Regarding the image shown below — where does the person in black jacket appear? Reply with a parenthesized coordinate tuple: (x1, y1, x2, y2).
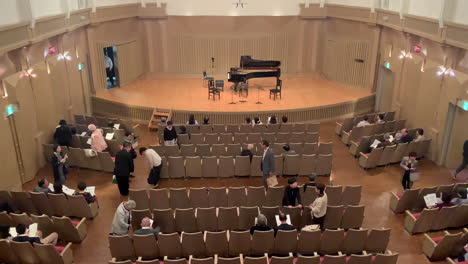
(454, 140, 468, 179)
(396, 128, 413, 144)
(114, 142, 134, 196)
(163, 121, 177, 146)
(282, 178, 302, 208)
(53, 120, 73, 147)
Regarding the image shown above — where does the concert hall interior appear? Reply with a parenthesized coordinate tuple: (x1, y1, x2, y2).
(0, 1, 468, 264)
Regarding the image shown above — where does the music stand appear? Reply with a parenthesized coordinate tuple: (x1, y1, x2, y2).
(229, 84, 237, 104)
(255, 84, 262, 104)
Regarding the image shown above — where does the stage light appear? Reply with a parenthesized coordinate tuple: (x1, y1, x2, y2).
(58, 51, 72, 61)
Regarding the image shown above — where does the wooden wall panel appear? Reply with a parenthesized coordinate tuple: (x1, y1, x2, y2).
(118, 40, 143, 86)
(0, 114, 22, 191)
(47, 57, 70, 121)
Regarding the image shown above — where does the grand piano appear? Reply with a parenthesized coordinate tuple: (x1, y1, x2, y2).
(227, 56, 281, 90)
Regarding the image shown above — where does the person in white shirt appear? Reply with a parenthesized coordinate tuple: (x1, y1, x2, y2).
(414, 128, 425, 142)
(374, 114, 385, 124)
(357, 116, 371, 127)
(139, 147, 162, 187)
(105, 55, 115, 87)
(111, 200, 136, 235)
(309, 183, 328, 230)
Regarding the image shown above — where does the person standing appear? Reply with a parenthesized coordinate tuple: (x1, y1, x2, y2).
(53, 120, 72, 147)
(105, 54, 114, 87)
(51, 145, 68, 184)
(453, 140, 468, 179)
(309, 183, 328, 230)
(400, 152, 418, 190)
(260, 140, 275, 189)
(163, 121, 177, 146)
(111, 200, 136, 235)
(114, 142, 134, 196)
(139, 147, 162, 187)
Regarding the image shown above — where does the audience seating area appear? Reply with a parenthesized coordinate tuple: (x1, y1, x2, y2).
(335, 112, 395, 137)
(423, 228, 468, 261)
(0, 239, 74, 264)
(73, 114, 137, 136)
(108, 228, 395, 264)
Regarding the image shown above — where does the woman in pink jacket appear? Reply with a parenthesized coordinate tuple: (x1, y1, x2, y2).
(88, 124, 108, 152)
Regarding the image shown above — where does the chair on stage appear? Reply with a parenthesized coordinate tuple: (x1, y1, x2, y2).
(203, 71, 214, 87)
(215, 80, 225, 92)
(269, 79, 282, 100)
(208, 81, 221, 101)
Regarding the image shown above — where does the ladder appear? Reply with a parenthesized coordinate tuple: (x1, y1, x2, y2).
(148, 109, 171, 131)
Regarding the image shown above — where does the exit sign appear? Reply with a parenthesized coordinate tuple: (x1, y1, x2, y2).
(384, 61, 391, 69)
(456, 99, 468, 111)
(5, 104, 18, 116)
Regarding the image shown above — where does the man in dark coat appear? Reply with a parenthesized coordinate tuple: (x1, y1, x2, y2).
(114, 142, 134, 196)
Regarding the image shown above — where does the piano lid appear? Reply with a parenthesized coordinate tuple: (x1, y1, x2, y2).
(240, 55, 281, 68)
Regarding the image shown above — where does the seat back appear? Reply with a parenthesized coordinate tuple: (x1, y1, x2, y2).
(229, 230, 251, 256)
(158, 233, 182, 259)
(235, 156, 251, 177)
(274, 230, 298, 255)
(316, 154, 332, 176)
(318, 142, 333, 155)
(265, 186, 284, 206)
(10, 240, 41, 264)
(218, 256, 242, 264)
(260, 206, 280, 228)
(323, 206, 344, 229)
(228, 187, 247, 207)
(219, 156, 235, 177)
(250, 156, 263, 177)
(341, 205, 365, 230)
(180, 144, 196, 157)
(178, 134, 190, 145)
(303, 143, 318, 155)
(31, 214, 55, 237)
(129, 189, 149, 210)
(426, 232, 462, 261)
(0, 239, 19, 263)
(299, 154, 316, 176)
(271, 256, 294, 264)
(366, 228, 390, 253)
(68, 195, 95, 219)
(220, 134, 233, 145)
(181, 232, 206, 258)
(390, 189, 420, 213)
(109, 234, 136, 261)
(297, 229, 321, 255)
(373, 252, 399, 264)
(296, 255, 320, 264)
(240, 124, 253, 133)
(168, 157, 185, 178)
(196, 144, 211, 157)
(343, 228, 368, 255)
(405, 208, 438, 234)
(228, 142, 242, 155)
(208, 187, 228, 207)
(175, 208, 197, 233)
(131, 209, 152, 231)
(377, 145, 396, 166)
(431, 206, 457, 231)
(283, 155, 300, 175)
(53, 216, 86, 243)
(98, 152, 115, 172)
(414, 187, 437, 211)
(239, 206, 259, 230)
(48, 193, 71, 216)
(200, 125, 212, 133)
(202, 156, 218, 178)
(191, 134, 205, 145)
(153, 209, 176, 233)
(196, 207, 217, 232)
(340, 186, 361, 206)
(281, 206, 302, 229)
(290, 132, 305, 143)
(218, 207, 239, 231)
(170, 188, 190, 209)
(319, 229, 344, 255)
(321, 254, 346, 264)
(205, 231, 229, 257)
(191, 257, 215, 264)
(325, 186, 342, 206)
(149, 189, 170, 210)
(205, 134, 219, 145)
(189, 188, 209, 208)
(10, 212, 32, 227)
(11, 191, 37, 215)
(246, 187, 266, 207)
(390, 143, 408, 163)
(29, 192, 54, 216)
(34, 243, 66, 264)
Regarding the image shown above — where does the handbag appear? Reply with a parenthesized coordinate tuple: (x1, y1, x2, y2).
(267, 175, 278, 187)
(84, 149, 97, 158)
(112, 175, 117, 184)
(410, 172, 420, 182)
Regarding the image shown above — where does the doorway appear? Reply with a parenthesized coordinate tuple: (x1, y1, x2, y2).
(103, 46, 119, 89)
(375, 66, 395, 112)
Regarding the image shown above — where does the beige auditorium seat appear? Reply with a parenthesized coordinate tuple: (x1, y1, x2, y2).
(129, 189, 149, 210)
(323, 206, 344, 230)
(335, 118, 353, 136)
(213, 124, 226, 134)
(248, 133, 262, 144)
(262, 133, 276, 144)
(132, 234, 159, 259)
(181, 144, 196, 157)
(281, 206, 302, 229)
(189, 188, 209, 208)
(251, 229, 275, 255)
(321, 253, 346, 264)
(196, 144, 211, 157)
(175, 208, 197, 233)
(389, 189, 420, 214)
(10, 212, 33, 227)
(190, 256, 215, 264)
(413, 186, 437, 211)
(200, 125, 212, 134)
(274, 230, 298, 256)
(235, 156, 251, 177)
(435, 184, 455, 194)
(341, 205, 364, 230)
(205, 231, 229, 257)
(292, 123, 306, 133)
(191, 134, 205, 145)
(68, 195, 98, 219)
(316, 154, 332, 176)
(422, 231, 462, 261)
(187, 125, 200, 134)
(165, 145, 180, 157)
(168, 157, 186, 178)
(265, 186, 284, 207)
(347, 254, 372, 264)
(289, 143, 303, 155)
(10, 241, 41, 264)
(373, 250, 399, 264)
(319, 229, 344, 255)
(244, 254, 268, 264)
(208, 187, 228, 208)
(276, 133, 290, 144)
(299, 154, 316, 176)
(305, 132, 319, 143)
(246, 187, 266, 207)
(341, 126, 364, 145)
(153, 209, 176, 234)
(169, 188, 190, 209)
(30, 192, 55, 216)
(211, 144, 226, 157)
(234, 133, 248, 145)
(318, 142, 333, 155)
(450, 204, 468, 228)
(325, 185, 343, 206)
(131, 209, 152, 231)
(219, 156, 235, 177)
(228, 230, 252, 256)
(181, 232, 206, 258)
(283, 154, 300, 176)
(220, 133, 233, 145)
(68, 147, 86, 168)
(267, 124, 280, 133)
(228, 187, 247, 207)
(31, 214, 56, 237)
(303, 143, 318, 155)
(53, 216, 87, 243)
(161, 157, 169, 179)
(340, 185, 361, 206)
(98, 152, 115, 172)
(290, 132, 305, 144)
(431, 205, 457, 231)
(358, 147, 383, 169)
(218, 207, 239, 231)
(271, 255, 294, 264)
(178, 134, 190, 145)
(202, 156, 218, 178)
(10, 191, 37, 215)
(377, 144, 396, 166)
(226, 144, 241, 157)
(150, 145, 165, 157)
(390, 143, 408, 164)
(158, 233, 182, 259)
(240, 124, 253, 133)
(0, 212, 12, 227)
(35, 242, 73, 264)
(296, 254, 320, 264)
(227, 124, 239, 134)
(274, 155, 284, 177)
(297, 229, 321, 256)
(0, 239, 19, 263)
(106, 140, 122, 157)
(218, 255, 243, 264)
(365, 228, 391, 253)
(279, 123, 293, 133)
(302, 187, 318, 207)
(196, 207, 217, 232)
(149, 189, 170, 210)
(417, 139, 431, 159)
(349, 136, 372, 157)
(403, 208, 438, 234)
(238, 206, 260, 230)
(343, 228, 368, 255)
(204, 133, 218, 145)
(250, 156, 263, 177)
(261, 206, 280, 228)
(48, 193, 71, 216)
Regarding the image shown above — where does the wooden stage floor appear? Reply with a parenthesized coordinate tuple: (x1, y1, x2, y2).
(95, 74, 371, 112)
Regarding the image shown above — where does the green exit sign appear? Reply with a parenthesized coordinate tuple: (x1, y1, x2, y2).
(384, 61, 391, 69)
(456, 99, 468, 111)
(5, 104, 18, 116)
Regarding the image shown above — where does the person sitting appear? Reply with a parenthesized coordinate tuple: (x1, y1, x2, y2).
(415, 128, 425, 142)
(187, 114, 199, 125)
(309, 183, 328, 230)
(53, 182, 64, 195)
(249, 214, 271, 235)
(303, 174, 317, 192)
(53, 120, 73, 147)
(451, 187, 468, 206)
(163, 121, 177, 146)
(203, 116, 210, 125)
(434, 192, 455, 209)
(33, 178, 50, 193)
(73, 182, 96, 204)
(281, 144, 297, 157)
(179, 126, 188, 135)
(88, 124, 108, 153)
(268, 115, 277, 125)
(281, 116, 288, 123)
(111, 200, 136, 235)
(134, 217, 161, 239)
(377, 133, 395, 149)
(253, 117, 263, 126)
(245, 117, 252, 125)
(282, 178, 302, 208)
(241, 144, 254, 162)
(12, 224, 58, 245)
(357, 116, 370, 127)
(274, 213, 295, 235)
(0, 225, 11, 240)
(396, 128, 413, 144)
(374, 114, 385, 124)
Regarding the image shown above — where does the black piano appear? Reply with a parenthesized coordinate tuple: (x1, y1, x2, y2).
(228, 56, 281, 85)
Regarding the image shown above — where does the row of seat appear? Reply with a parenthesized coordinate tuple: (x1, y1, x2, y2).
(0, 212, 87, 243)
(403, 204, 468, 234)
(109, 228, 391, 261)
(160, 132, 321, 146)
(150, 142, 333, 158)
(340, 120, 407, 145)
(73, 114, 136, 135)
(159, 122, 320, 135)
(349, 132, 421, 158)
(389, 183, 468, 213)
(43, 145, 116, 172)
(423, 228, 467, 261)
(133, 205, 364, 234)
(128, 185, 361, 211)
(0, 239, 73, 264)
(358, 140, 431, 169)
(109, 252, 399, 264)
(335, 112, 396, 136)
(0, 190, 98, 219)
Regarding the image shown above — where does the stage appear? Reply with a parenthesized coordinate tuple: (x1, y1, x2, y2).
(92, 74, 375, 123)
